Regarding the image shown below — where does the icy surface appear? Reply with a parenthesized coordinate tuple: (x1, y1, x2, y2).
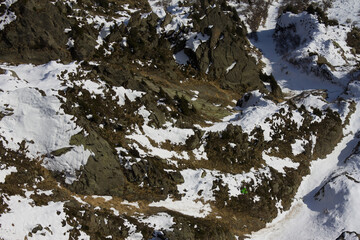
(173, 50, 189, 65)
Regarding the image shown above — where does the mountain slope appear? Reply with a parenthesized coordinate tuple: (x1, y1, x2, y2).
(0, 0, 359, 239)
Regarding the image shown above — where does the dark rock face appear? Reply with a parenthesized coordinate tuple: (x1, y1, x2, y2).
(311, 109, 343, 159)
(0, 0, 72, 64)
(179, 2, 264, 93)
(68, 130, 128, 196)
(347, 27, 360, 54)
(205, 124, 264, 172)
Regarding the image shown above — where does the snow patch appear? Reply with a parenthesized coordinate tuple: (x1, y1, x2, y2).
(262, 152, 299, 174)
(138, 212, 175, 231)
(0, 164, 17, 183)
(291, 139, 305, 156)
(0, 195, 72, 239)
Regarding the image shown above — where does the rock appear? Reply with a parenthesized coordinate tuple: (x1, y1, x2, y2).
(168, 171, 184, 184)
(0, 0, 72, 64)
(68, 130, 128, 197)
(185, 4, 264, 93)
(31, 224, 43, 234)
(336, 231, 360, 240)
(161, 13, 173, 27)
(185, 130, 201, 150)
(312, 109, 343, 159)
(70, 25, 97, 60)
(236, 92, 252, 107)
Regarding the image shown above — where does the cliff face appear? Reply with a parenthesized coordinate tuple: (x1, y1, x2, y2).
(0, 0, 359, 239)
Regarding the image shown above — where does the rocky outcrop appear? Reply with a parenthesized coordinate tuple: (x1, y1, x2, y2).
(177, 2, 264, 93)
(0, 0, 72, 64)
(311, 109, 343, 159)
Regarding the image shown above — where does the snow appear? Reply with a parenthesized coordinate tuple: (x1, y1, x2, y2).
(112, 86, 145, 106)
(148, 0, 192, 36)
(274, 10, 358, 86)
(142, 122, 194, 145)
(262, 153, 300, 174)
(74, 78, 145, 106)
(92, 195, 113, 201)
(66, 38, 75, 48)
(138, 212, 175, 231)
(0, 195, 72, 239)
(192, 145, 208, 160)
(147, 0, 166, 18)
(121, 4, 139, 14)
(149, 196, 212, 218)
(110, 207, 119, 216)
(126, 106, 193, 161)
(85, 13, 130, 50)
(45, 145, 92, 184)
(185, 32, 210, 52)
(226, 61, 237, 74)
(121, 200, 139, 208)
(150, 167, 272, 218)
(173, 50, 189, 65)
(228, 90, 280, 141)
(0, 61, 92, 184)
(123, 218, 143, 240)
(293, 91, 328, 110)
(248, 0, 360, 237)
(0, 0, 18, 31)
(73, 195, 89, 206)
(324, 0, 360, 28)
(74, 78, 107, 98)
(0, 164, 17, 183)
(250, 106, 360, 239)
(251, 5, 346, 101)
(291, 139, 305, 156)
(178, 169, 217, 202)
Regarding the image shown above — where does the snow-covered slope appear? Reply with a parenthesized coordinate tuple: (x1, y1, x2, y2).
(249, 0, 360, 239)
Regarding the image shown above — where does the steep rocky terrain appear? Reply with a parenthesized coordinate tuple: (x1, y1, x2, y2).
(0, 0, 359, 239)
